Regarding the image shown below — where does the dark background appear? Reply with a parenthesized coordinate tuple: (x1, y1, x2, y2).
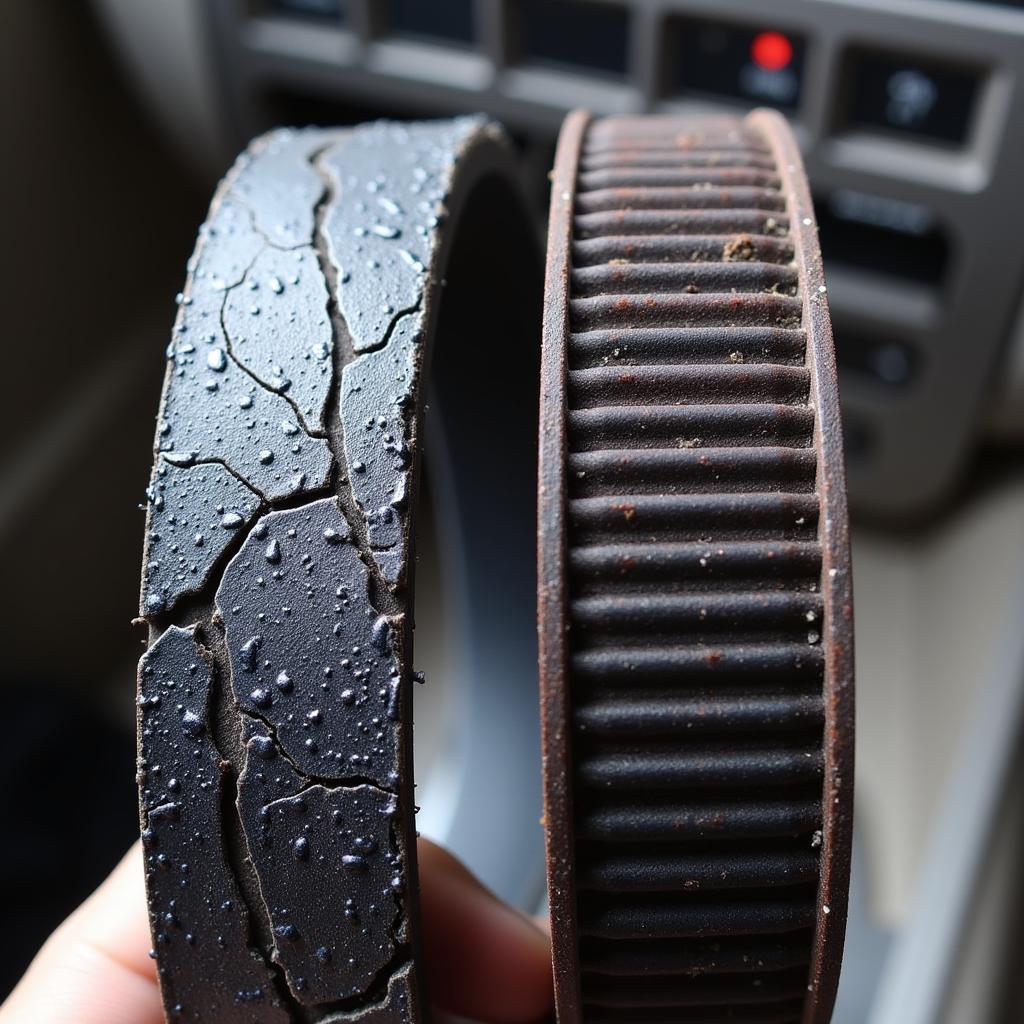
(0, 3, 206, 994)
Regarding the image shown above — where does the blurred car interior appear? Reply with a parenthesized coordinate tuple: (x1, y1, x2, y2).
(2, 2, 1023, 1020)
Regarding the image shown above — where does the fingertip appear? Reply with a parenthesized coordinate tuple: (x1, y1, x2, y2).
(0, 843, 163, 1024)
(417, 840, 554, 1024)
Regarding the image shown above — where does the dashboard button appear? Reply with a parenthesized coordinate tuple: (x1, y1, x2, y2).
(844, 50, 979, 144)
(390, 0, 474, 45)
(517, 1, 630, 76)
(835, 328, 919, 388)
(815, 189, 949, 287)
(266, 0, 345, 20)
(668, 18, 805, 110)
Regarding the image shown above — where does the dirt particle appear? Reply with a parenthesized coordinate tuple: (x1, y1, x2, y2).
(723, 235, 757, 262)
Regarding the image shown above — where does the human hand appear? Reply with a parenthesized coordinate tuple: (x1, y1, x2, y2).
(0, 840, 553, 1024)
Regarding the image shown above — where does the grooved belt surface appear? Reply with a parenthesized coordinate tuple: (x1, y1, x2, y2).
(539, 112, 854, 1024)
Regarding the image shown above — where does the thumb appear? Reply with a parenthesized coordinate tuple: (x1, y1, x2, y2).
(0, 839, 555, 1024)
(417, 840, 553, 1023)
(0, 843, 162, 1024)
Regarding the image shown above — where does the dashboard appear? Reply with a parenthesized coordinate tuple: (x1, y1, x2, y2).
(98, 0, 1024, 519)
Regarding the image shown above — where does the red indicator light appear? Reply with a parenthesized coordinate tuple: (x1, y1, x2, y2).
(751, 31, 793, 72)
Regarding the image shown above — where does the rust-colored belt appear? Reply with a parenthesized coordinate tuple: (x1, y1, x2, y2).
(538, 110, 855, 1024)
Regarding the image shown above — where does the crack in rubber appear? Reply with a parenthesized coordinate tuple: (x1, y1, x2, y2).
(142, 127, 425, 1023)
(308, 143, 402, 617)
(216, 242, 331, 443)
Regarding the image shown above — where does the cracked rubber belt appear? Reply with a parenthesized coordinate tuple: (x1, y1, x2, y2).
(136, 118, 541, 1023)
(538, 111, 855, 1024)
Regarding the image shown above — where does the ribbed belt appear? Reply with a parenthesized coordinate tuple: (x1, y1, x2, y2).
(538, 111, 855, 1024)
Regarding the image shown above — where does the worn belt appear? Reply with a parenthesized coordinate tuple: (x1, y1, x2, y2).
(136, 117, 540, 1023)
(538, 110, 855, 1024)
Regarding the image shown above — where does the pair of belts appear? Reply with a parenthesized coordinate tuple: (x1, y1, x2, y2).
(136, 111, 853, 1024)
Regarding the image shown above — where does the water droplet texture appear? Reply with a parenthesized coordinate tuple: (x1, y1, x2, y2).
(138, 626, 289, 1022)
(135, 118, 513, 1023)
(153, 131, 334, 506)
(217, 498, 401, 784)
(141, 460, 262, 615)
(320, 117, 485, 587)
(237, 724, 401, 1003)
(223, 246, 333, 430)
(232, 128, 330, 248)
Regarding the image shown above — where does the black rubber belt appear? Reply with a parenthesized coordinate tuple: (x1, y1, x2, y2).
(538, 111, 855, 1024)
(136, 118, 540, 1023)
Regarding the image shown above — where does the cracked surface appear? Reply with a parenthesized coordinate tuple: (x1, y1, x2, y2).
(145, 130, 341, 616)
(158, 290, 333, 503)
(222, 246, 334, 432)
(320, 117, 487, 586)
(320, 965, 417, 1024)
(319, 120, 482, 356)
(237, 717, 402, 1005)
(138, 119, 514, 1023)
(337, 324, 418, 585)
(138, 626, 290, 1023)
(216, 498, 402, 784)
(142, 460, 263, 615)
(232, 129, 335, 249)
